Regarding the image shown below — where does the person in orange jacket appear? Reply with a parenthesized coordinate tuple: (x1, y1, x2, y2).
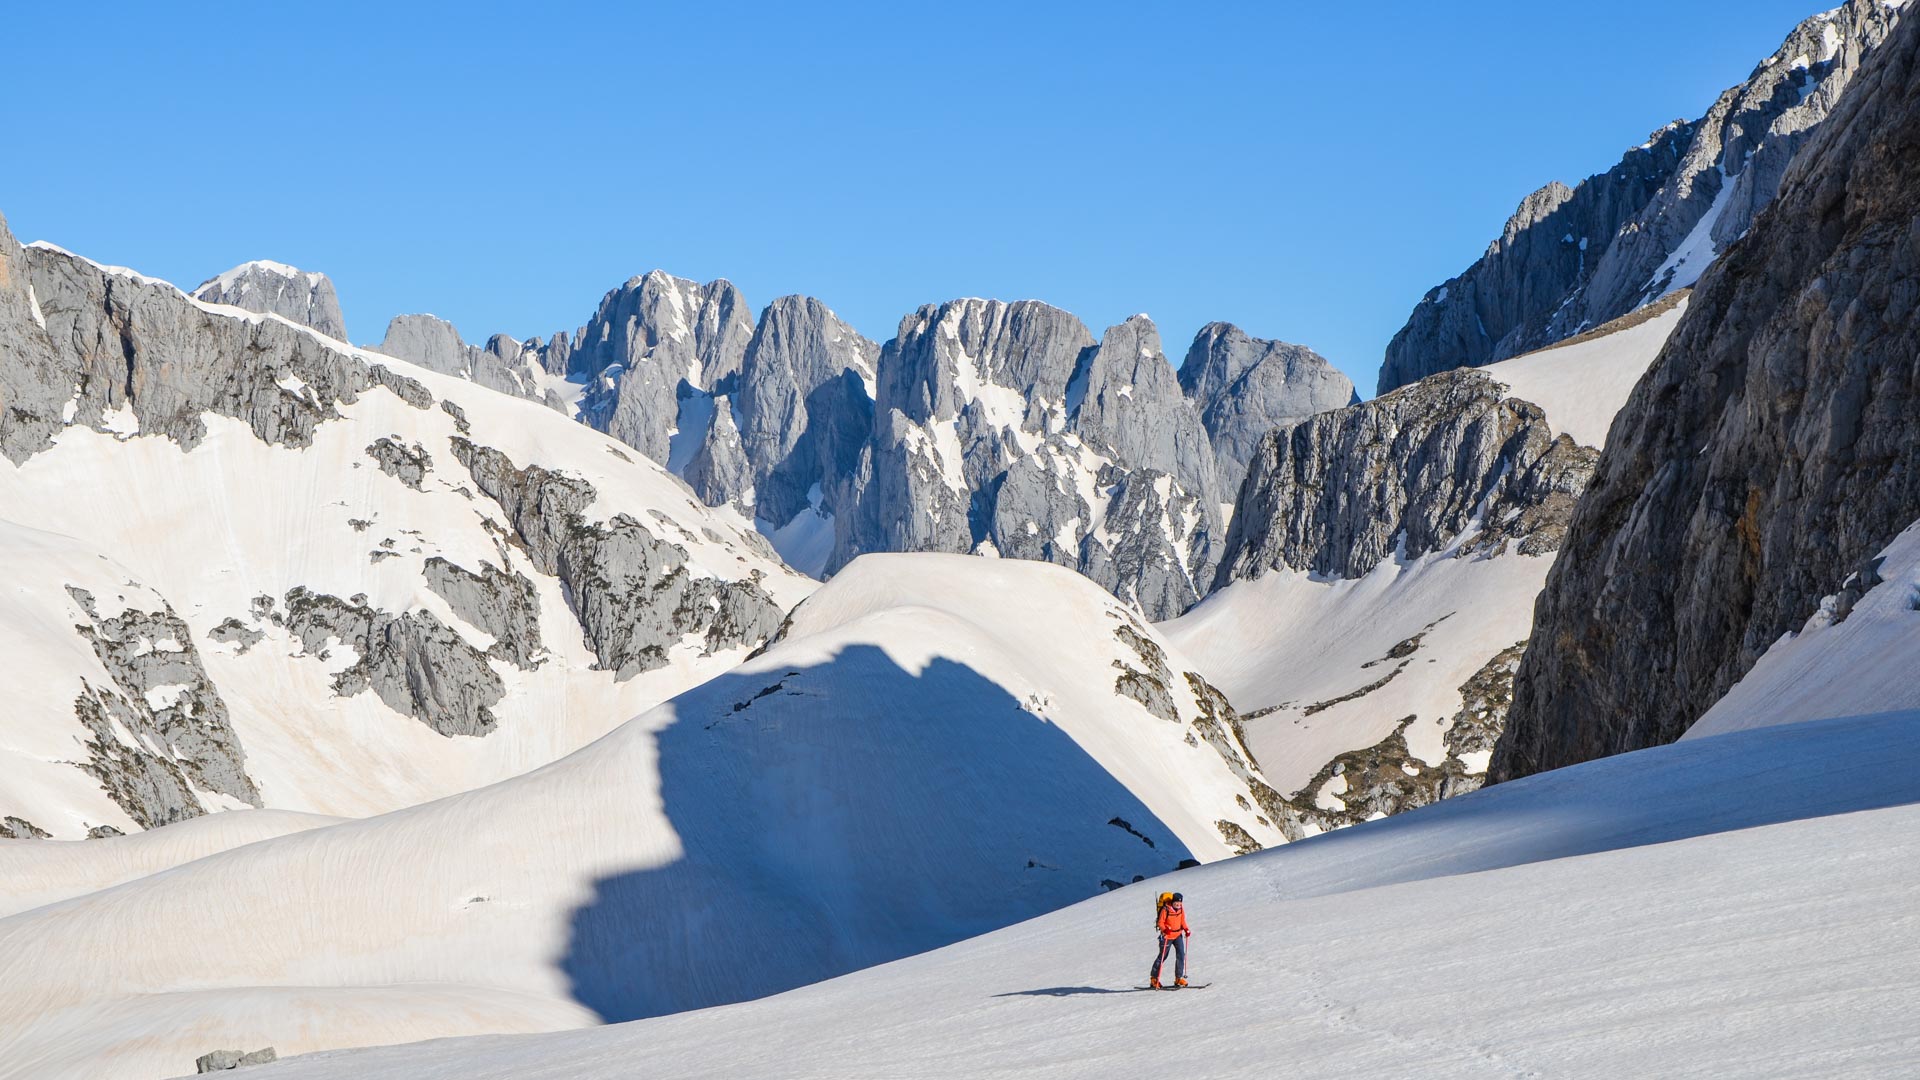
(1150, 891, 1191, 988)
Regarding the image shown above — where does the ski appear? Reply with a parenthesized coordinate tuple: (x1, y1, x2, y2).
(1133, 983, 1212, 991)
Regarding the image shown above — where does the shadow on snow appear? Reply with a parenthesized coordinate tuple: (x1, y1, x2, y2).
(561, 643, 1195, 1023)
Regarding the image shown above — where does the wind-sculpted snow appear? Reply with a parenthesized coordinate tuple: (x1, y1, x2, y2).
(0, 555, 1281, 1079)
(1498, 10, 1920, 780)
(1380, 0, 1904, 393)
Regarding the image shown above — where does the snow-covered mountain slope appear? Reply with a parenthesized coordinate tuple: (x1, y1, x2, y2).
(1165, 297, 1686, 837)
(1478, 290, 1687, 448)
(0, 807, 340, 919)
(0, 554, 1284, 1080)
(1688, 518, 1920, 740)
(247, 706, 1920, 1080)
(0, 218, 810, 837)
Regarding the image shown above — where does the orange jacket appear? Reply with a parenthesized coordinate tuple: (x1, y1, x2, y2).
(1157, 902, 1189, 937)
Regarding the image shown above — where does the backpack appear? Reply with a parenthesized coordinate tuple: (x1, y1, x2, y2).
(1155, 892, 1174, 922)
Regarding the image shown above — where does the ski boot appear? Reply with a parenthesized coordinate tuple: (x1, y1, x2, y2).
(1175, 978, 1188, 988)
(1149, 977, 1161, 989)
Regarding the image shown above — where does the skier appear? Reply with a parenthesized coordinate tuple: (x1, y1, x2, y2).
(1149, 891, 1191, 988)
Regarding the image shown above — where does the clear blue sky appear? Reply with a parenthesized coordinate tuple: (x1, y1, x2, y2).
(4, 1, 1826, 394)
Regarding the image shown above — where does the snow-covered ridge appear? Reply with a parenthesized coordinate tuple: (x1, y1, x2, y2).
(0, 555, 1282, 1079)
(0, 229, 811, 838)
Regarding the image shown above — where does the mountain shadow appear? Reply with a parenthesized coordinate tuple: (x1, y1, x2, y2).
(561, 643, 1196, 1023)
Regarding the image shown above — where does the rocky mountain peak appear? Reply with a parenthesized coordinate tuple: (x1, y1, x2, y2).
(1178, 322, 1356, 493)
(192, 260, 348, 342)
(1378, 0, 1902, 395)
(1494, 1, 1920, 781)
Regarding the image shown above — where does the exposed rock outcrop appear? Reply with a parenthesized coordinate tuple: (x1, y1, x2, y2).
(1495, 8, 1920, 780)
(2, 234, 423, 461)
(572, 271, 754, 463)
(66, 586, 260, 826)
(279, 587, 505, 738)
(1219, 370, 1591, 583)
(451, 438, 785, 678)
(192, 261, 347, 341)
(831, 302, 1225, 618)
(423, 556, 545, 670)
(685, 294, 878, 528)
(364, 436, 432, 489)
(1179, 323, 1357, 491)
(372, 314, 567, 411)
(0, 816, 51, 839)
(195, 1047, 277, 1072)
(1379, 0, 1904, 394)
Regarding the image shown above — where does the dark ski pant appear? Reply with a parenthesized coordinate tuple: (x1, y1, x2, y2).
(1151, 933, 1187, 982)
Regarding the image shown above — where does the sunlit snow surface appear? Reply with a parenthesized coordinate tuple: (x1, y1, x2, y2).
(0, 555, 1279, 1080)
(0, 257, 813, 835)
(1689, 517, 1920, 739)
(1164, 301, 1686, 792)
(251, 708, 1920, 1080)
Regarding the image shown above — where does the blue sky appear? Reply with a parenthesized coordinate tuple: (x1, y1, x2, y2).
(6, 1, 1825, 394)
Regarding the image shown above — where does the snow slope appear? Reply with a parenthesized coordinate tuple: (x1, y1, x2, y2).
(1688, 517, 1920, 740)
(0, 251, 812, 835)
(1164, 547, 1547, 792)
(1478, 293, 1688, 448)
(0, 808, 340, 919)
(0, 555, 1284, 1080)
(249, 707, 1920, 1080)
(1162, 295, 1686, 824)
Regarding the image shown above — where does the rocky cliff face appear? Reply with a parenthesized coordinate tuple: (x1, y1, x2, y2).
(827, 301, 1227, 618)
(1494, 6, 1920, 781)
(191, 261, 348, 342)
(685, 294, 878, 528)
(0, 217, 806, 835)
(1178, 322, 1356, 492)
(571, 270, 755, 463)
(372, 314, 569, 413)
(1219, 369, 1594, 583)
(1379, 0, 1904, 394)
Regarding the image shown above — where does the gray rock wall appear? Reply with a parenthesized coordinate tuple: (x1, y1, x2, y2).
(451, 438, 785, 678)
(1495, 8, 1920, 780)
(1379, 0, 1903, 394)
(1179, 322, 1357, 492)
(191, 262, 348, 342)
(66, 586, 261, 827)
(1219, 370, 1590, 584)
